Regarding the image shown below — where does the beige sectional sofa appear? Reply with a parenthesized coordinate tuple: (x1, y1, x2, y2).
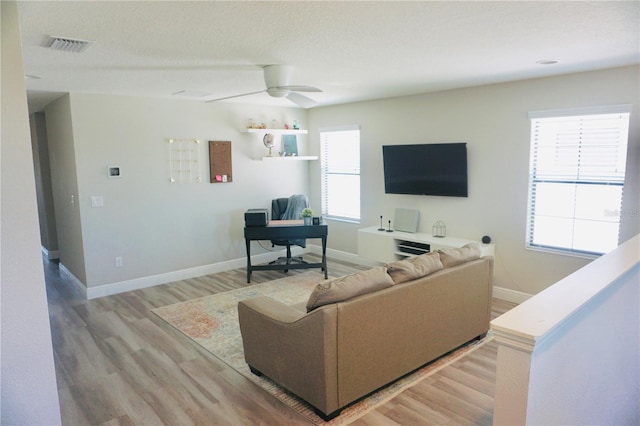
(238, 244, 493, 419)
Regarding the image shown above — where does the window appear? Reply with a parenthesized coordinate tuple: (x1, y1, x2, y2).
(320, 126, 360, 222)
(526, 105, 631, 257)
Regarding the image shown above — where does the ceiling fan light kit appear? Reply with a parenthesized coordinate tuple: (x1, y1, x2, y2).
(263, 64, 292, 88)
(206, 64, 321, 108)
(266, 88, 289, 98)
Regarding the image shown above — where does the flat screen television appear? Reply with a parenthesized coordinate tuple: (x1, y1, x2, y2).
(382, 143, 468, 197)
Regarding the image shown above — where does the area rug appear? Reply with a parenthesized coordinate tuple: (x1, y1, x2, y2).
(152, 271, 491, 425)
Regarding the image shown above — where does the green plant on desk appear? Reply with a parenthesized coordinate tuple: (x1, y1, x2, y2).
(301, 207, 314, 225)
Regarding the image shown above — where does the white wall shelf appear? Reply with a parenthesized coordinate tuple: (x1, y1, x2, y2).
(244, 128, 313, 159)
(259, 156, 318, 161)
(243, 128, 308, 135)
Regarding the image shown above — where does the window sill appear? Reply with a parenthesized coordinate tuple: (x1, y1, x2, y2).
(526, 244, 601, 260)
(323, 216, 360, 225)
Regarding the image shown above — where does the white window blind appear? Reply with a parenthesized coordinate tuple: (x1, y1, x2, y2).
(526, 106, 631, 256)
(320, 126, 361, 222)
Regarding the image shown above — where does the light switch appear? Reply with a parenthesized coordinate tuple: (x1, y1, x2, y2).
(108, 166, 121, 178)
(91, 195, 104, 208)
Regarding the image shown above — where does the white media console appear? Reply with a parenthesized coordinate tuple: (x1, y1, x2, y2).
(357, 226, 495, 264)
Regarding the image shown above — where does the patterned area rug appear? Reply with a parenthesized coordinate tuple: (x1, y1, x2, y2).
(152, 271, 491, 425)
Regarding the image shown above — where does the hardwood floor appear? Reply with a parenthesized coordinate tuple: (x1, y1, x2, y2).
(44, 254, 516, 425)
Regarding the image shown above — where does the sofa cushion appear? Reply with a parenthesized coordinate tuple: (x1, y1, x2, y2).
(385, 260, 415, 284)
(411, 252, 445, 277)
(306, 266, 394, 312)
(386, 252, 444, 284)
(437, 243, 481, 268)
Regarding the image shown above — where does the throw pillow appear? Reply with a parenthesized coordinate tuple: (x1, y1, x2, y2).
(306, 266, 394, 312)
(437, 243, 481, 268)
(410, 252, 445, 277)
(386, 252, 443, 284)
(385, 259, 416, 284)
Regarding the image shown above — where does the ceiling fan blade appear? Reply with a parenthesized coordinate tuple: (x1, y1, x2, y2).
(286, 92, 318, 108)
(205, 90, 265, 103)
(275, 85, 322, 93)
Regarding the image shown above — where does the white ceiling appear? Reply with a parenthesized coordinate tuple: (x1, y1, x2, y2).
(18, 1, 640, 113)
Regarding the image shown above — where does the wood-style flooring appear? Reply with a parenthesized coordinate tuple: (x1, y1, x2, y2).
(44, 254, 516, 425)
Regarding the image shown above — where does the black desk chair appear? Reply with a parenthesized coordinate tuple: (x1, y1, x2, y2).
(270, 194, 309, 268)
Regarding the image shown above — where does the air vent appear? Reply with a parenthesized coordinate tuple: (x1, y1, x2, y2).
(46, 36, 93, 53)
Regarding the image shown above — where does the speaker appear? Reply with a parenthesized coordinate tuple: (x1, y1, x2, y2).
(482, 235, 491, 244)
(244, 209, 268, 227)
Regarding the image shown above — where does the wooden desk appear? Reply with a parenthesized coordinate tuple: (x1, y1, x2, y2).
(244, 220, 328, 283)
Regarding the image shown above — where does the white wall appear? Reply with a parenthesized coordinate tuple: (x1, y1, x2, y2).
(30, 112, 59, 257)
(46, 95, 85, 281)
(43, 66, 639, 298)
(0, 1, 61, 423)
(527, 265, 639, 425)
(308, 66, 640, 296)
(45, 93, 311, 289)
(492, 235, 639, 425)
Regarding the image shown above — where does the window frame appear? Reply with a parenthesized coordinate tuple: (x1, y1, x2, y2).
(526, 104, 631, 258)
(319, 125, 361, 223)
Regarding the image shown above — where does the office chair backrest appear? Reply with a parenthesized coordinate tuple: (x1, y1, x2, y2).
(272, 198, 289, 221)
(271, 194, 309, 249)
(281, 194, 310, 220)
(272, 194, 310, 221)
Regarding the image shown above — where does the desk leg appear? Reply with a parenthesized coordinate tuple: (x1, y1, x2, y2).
(321, 236, 328, 279)
(245, 238, 252, 283)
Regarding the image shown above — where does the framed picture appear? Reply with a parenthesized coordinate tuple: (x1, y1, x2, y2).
(281, 134, 298, 156)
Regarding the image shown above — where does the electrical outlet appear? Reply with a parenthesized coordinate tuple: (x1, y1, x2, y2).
(115, 256, 123, 268)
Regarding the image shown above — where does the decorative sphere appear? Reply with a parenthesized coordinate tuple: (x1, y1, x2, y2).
(263, 133, 275, 149)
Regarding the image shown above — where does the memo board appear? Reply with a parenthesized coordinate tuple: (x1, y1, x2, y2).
(209, 141, 232, 183)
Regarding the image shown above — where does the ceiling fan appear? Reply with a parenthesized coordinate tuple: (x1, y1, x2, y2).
(206, 65, 321, 108)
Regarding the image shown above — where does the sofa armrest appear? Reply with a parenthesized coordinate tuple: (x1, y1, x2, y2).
(238, 297, 339, 415)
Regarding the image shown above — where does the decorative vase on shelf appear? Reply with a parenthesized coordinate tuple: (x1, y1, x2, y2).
(432, 220, 446, 238)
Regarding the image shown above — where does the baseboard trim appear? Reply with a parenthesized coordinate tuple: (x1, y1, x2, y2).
(59, 263, 87, 298)
(79, 245, 331, 299)
(493, 286, 532, 304)
(41, 246, 60, 260)
(70, 243, 532, 303)
(85, 251, 284, 299)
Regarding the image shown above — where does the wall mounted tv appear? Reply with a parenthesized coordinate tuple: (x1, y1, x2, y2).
(382, 143, 468, 197)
